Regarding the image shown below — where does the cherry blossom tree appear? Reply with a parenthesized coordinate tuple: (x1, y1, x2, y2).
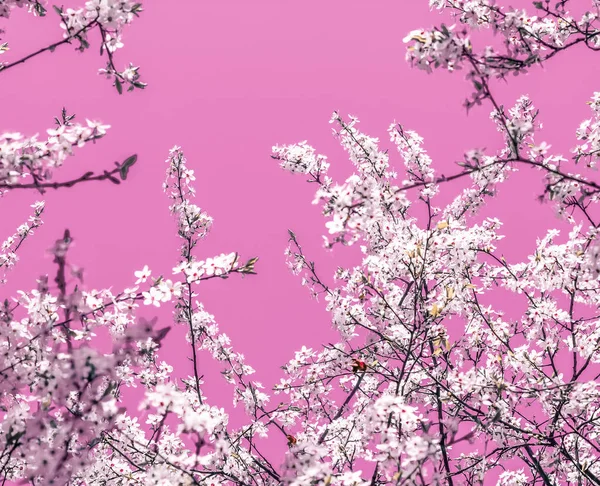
(3, 0, 600, 485)
(270, 1, 600, 485)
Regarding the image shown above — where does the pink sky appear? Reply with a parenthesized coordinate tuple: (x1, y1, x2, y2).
(1, 0, 600, 468)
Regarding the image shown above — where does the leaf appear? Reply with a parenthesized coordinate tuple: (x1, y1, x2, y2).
(105, 170, 121, 184)
(119, 154, 137, 180)
(241, 256, 259, 274)
(154, 327, 171, 347)
(123, 154, 138, 167)
(35, 3, 47, 16)
(88, 437, 102, 448)
(52, 5, 63, 16)
(115, 78, 123, 95)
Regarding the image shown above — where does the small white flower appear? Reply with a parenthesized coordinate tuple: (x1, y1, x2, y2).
(134, 265, 151, 284)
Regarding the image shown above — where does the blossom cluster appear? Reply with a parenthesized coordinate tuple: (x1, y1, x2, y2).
(0, 148, 267, 485)
(0, 1, 145, 93)
(574, 91, 600, 169)
(273, 94, 600, 483)
(405, 1, 600, 108)
(0, 0, 45, 19)
(59, 0, 145, 93)
(0, 112, 109, 189)
(0, 200, 44, 283)
(403, 24, 471, 73)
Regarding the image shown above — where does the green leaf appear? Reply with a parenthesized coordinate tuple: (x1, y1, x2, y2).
(115, 78, 123, 95)
(52, 5, 63, 16)
(119, 154, 137, 180)
(123, 154, 138, 167)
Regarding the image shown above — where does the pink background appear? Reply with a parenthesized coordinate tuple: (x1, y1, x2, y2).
(1, 0, 600, 469)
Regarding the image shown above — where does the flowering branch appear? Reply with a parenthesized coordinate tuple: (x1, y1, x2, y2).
(0, 1, 146, 93)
